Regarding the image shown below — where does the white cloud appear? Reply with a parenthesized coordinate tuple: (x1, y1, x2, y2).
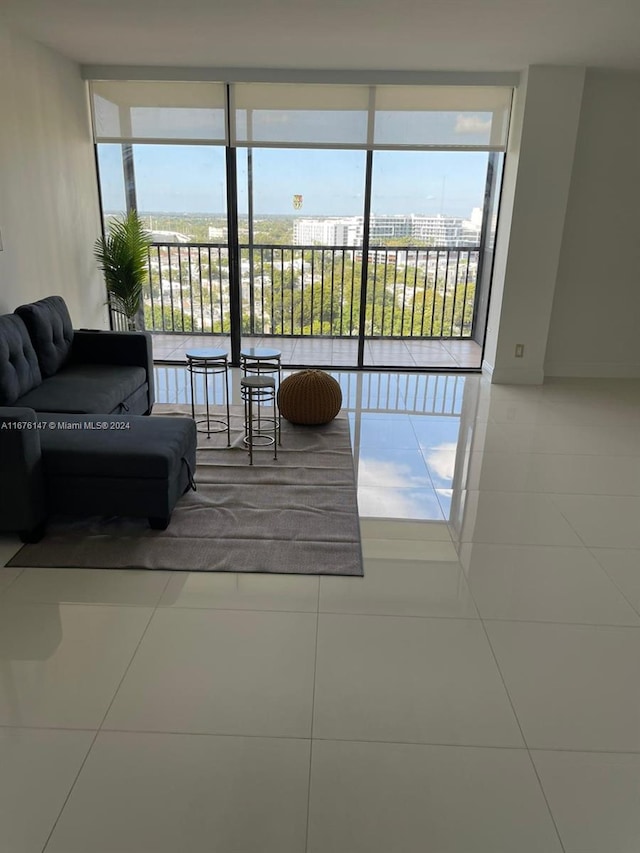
(426, 443, 458, 482)
(357, 486, 444, 521)
(358, 457, 425, 488)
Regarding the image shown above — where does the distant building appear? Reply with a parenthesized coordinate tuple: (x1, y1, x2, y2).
(408, 215, 464, 245)
(293, 212, 483, 247)
(293, 218, 359, 246)
(460, 207, 483, 246)
(208, 226, 226, 240)
(367, 215, 412, 240)
(150, 230, 191, 244)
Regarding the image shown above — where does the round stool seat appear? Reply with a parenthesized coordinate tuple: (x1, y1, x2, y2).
(240, 347, 281, 360)
(241, 375, 276, 390)
(186, 348, 228, 361)
(277, 370, 342, 425)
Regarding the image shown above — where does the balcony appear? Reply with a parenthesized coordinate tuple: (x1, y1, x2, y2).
(118, 242, 484, 369)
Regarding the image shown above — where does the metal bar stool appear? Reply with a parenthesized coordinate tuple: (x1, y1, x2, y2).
(240, 375, 278, 465)
(240, 347, 282, 445)
(186, 348, 231, 445)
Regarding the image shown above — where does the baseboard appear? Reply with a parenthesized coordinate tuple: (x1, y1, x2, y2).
(484, 363, 545, 385)
(544, 361, 640, 379)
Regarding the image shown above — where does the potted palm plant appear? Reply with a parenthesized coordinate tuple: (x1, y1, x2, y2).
(94, 211, 152, 331)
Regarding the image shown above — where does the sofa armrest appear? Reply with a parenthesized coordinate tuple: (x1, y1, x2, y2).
(0, 407, 46, 536)
(70, 330, 155, 411)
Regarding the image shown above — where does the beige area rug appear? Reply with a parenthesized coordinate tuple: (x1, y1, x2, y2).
(9, 405, 363, 576)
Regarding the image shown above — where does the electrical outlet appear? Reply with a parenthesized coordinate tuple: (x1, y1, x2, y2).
(515, 344, 524, 358)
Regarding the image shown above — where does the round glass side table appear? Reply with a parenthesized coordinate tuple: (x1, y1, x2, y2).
(239, 347, 282, 385)
(185, 348, 231, 444)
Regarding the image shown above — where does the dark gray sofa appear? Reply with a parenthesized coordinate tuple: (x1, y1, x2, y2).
(0, 407, 197, 543)
(0, 295, 168, 541)
(0, 295, 154, 416)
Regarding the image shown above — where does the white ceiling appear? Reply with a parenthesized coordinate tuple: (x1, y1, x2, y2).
(1, 0, 639, 73)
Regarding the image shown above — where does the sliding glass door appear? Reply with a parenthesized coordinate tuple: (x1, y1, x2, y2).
(236, 147, 366, 366)
(362, 150, 490, 369)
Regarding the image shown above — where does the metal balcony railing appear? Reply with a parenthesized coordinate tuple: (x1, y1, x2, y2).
(141, 242, 480, 340)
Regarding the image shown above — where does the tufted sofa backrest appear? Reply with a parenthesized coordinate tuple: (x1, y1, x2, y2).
(15, 295, 74, 378)
(0, 314, 42, 405)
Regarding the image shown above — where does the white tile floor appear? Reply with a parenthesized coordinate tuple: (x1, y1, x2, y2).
(1, 372, 640, 852)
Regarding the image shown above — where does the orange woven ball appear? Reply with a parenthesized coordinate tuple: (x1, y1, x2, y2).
(277, 370, 342, 425)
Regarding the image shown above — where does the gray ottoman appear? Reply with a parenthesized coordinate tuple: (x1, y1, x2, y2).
(38, 414, 197, 534)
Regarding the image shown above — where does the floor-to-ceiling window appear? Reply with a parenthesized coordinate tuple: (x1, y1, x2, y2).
(92, 81, 229, 344)
(232, 83, 371, 367)
(91, 79, 511, 370)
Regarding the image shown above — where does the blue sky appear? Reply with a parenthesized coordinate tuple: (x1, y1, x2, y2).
(98, 144, 488, 219)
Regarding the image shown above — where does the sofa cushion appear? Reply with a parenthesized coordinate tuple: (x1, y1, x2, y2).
(0, 314, 42, 405)
(40, 415, 196, 479)
(15, 364, 147, 414)
(15, 296, 74, 378)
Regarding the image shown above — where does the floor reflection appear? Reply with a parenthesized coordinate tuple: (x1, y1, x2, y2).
(154, 366, 479, 527)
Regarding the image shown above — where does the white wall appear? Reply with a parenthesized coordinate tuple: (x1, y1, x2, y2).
(482, 69, 528, 378)
(483, 66, 586, 384)
(545, 70, 640, 377)
(0, 23, 105, 326)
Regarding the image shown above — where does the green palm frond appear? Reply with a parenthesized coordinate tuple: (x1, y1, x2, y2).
(94, 211, 152, 324)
